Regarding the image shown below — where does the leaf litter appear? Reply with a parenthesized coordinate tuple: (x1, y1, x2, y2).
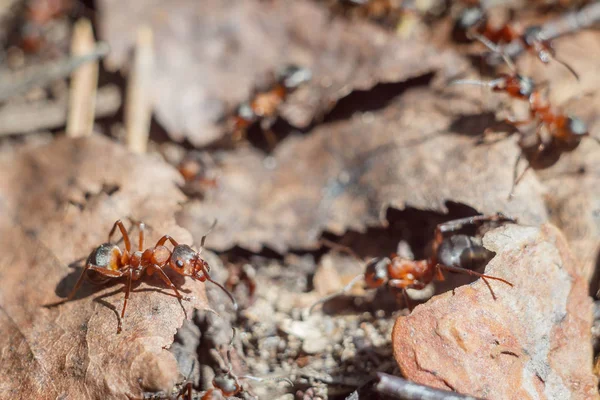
(98, 0, 455, 146)
(0, 135, 211, 399)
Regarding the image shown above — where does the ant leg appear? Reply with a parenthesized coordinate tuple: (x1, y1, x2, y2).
(120, 269, 133, 327)
(152, 265, 192, 301)
(319, 238, 363, 262)
(108, 220, 131, 252)
(67, 260, 93, 300)
(67, 262, 123, 300)
(138, 222, 145, 250)
(435, 213, 516, 238)
(308, 273, 365, 315)
(400, 288, 412, 311)
(155, 235, 179, 248)
(433, 213, 516, 254)
(437, 264, 513, 300)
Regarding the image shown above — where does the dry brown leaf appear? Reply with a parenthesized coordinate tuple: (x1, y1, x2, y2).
(98, 0, 453, 145)
(0, 135, 210, 399)
(178, 85, 549, 253)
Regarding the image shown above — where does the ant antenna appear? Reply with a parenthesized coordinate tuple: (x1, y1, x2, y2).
(552, 55, 580, 81)
(449, 77, 507, 89)
(307, 273, 365, 315)
(470, 32, 517, 72)
(200, 219, 218, 252)
(307, 239, 369, 315)
(319, 238, 363, 262)
(207, 276, 239, 311)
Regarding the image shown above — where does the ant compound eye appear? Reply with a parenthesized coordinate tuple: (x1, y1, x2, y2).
(176, 259, 184, 268)
(518, 76, 534, 98)
(237, 102, 256, 121)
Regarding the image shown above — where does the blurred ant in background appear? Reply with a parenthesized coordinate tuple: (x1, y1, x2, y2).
(19, 0, 74, 53)
(328, 0, 449, 28)
(225, 263, 257, 306)
(452, 38, 599, 196)
(330, 0, 408, 27)
(67, 220, 237, 333)
(309, 213, 515, 314)
(173, 329, 291, 400)
(452, 1, 579, 78)
(231, 64, 311, 148)
(145, 329, 292, 399)
(177, 153, 219, 199)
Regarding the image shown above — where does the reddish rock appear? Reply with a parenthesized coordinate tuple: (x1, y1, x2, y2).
(392, 224, 598, 400)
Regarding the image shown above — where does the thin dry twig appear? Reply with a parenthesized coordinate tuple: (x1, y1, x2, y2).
(374, 373, 484, 400)
(125, 25, 154, 154)
(0, 42, 109, 103)
(67, 18, 99, 137)
(488, 2, 600, 65)
(0, 85, 121, 136)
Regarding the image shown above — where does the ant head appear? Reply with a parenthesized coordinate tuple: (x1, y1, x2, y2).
(213, 372, 242, 396)
(567, 116, 588, 137)
(278, 65, 312, 90)
(169, 244, 210, 280)
(452, 7, 486, 42)
(523, 26, 555, 62)
(516, 75, 535, 99)
(364, 257, 390, 289)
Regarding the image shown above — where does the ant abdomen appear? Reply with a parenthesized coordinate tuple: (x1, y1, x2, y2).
(437, 235, 494, 271)
(86, 243, 121, 284)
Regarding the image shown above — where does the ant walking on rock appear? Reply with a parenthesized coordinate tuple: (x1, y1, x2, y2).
(309, 213, 515, 314)
(67, 220, 237, 333)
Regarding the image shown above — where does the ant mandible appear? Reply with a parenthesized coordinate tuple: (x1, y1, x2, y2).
(309, 213, 515, 314)
(67, 220, 238, 333)
(232, 64, 311, 147)
(451, 38, 599, 196)
(453, 3, 579, 79)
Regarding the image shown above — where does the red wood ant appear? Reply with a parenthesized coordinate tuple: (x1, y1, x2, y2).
(231, 65, 311, 146)
(225, 263, 257, 305)
(453, 3, 579, 79)
(67, 220, 237, 333)
(309, 213, 515, 314)
(177, 155, 219, 199)
(331, 0, 407, 26)
(20, 0, 74, 53)
(451, 39, 599, 196)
